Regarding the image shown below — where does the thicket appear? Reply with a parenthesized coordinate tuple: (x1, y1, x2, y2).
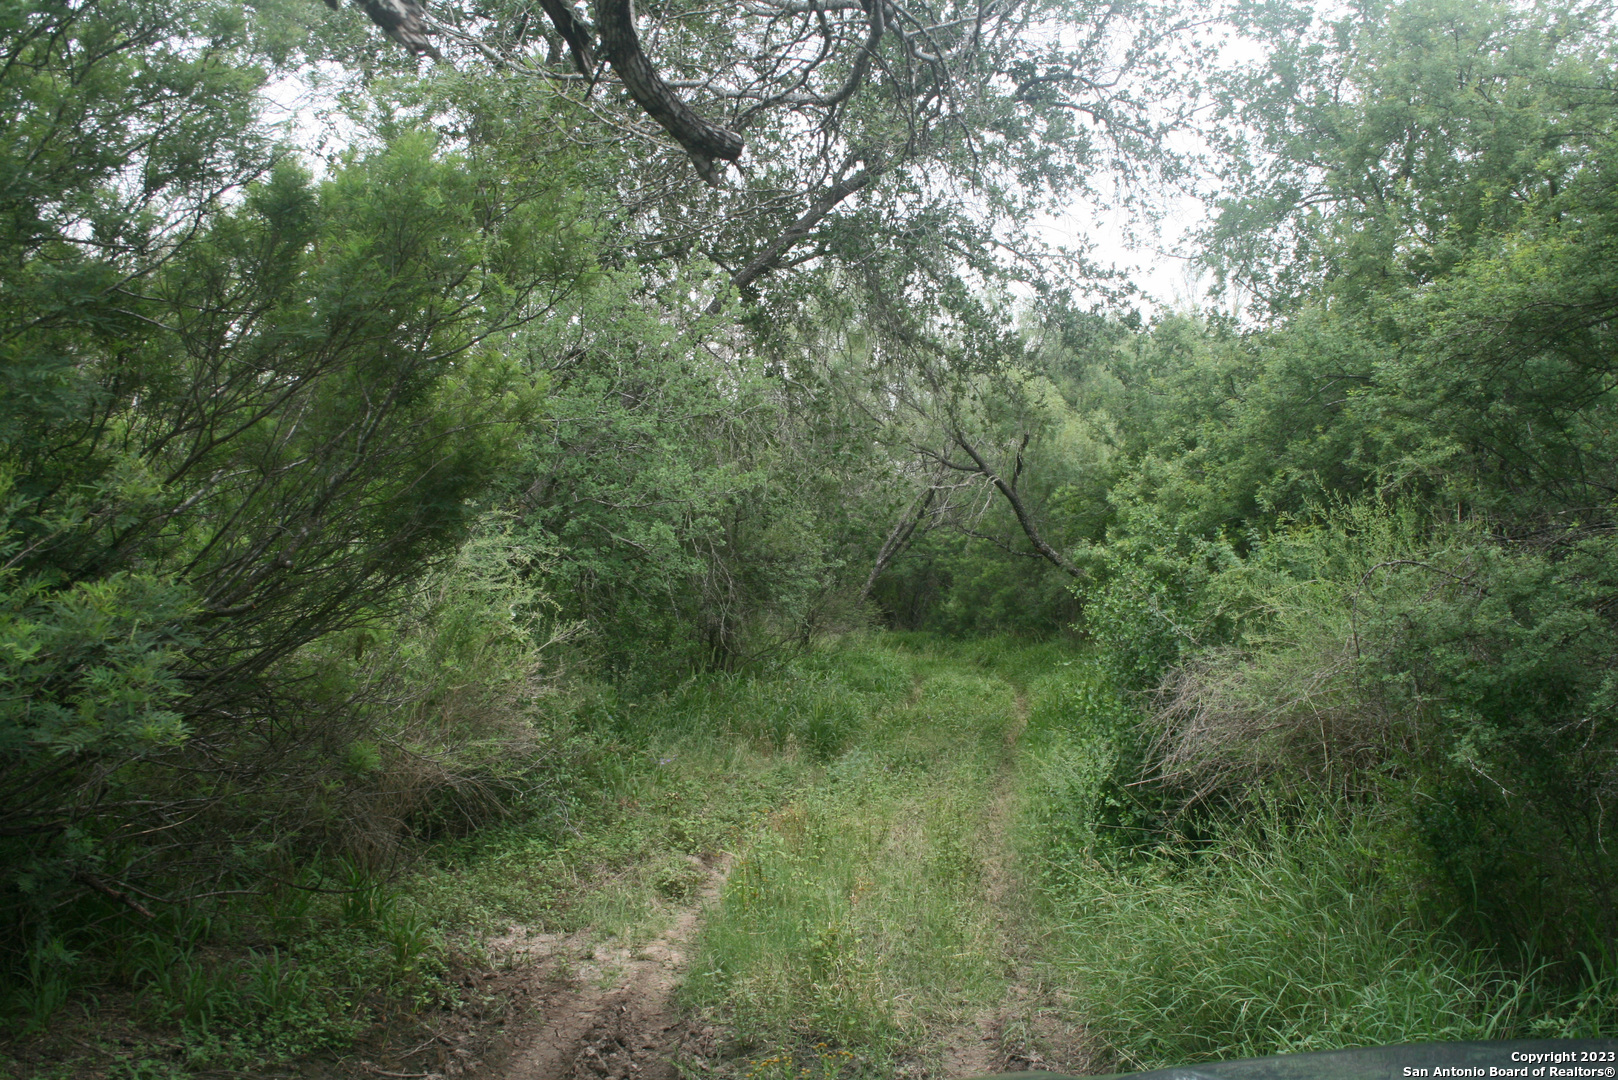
(0, 0, 594, 1033)
(0, 0, 1038, 1049)
(970, 0, 1618, 1062)
(6, 0, 1618, 1065)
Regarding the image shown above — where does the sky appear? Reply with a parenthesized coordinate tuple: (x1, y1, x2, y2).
(259, 29, 1244, 323)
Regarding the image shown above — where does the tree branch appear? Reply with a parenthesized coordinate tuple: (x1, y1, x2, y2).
(859, 483, 936, 603)
(949, 429, 1083, 580)
(331, 0, 443, 59)
(719, 155, 880, 303)
(535, 0, 596, 75)
(590, 0, 745, 184)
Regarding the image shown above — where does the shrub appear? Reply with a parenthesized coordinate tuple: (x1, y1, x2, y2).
(1137, 501, 1618, 964)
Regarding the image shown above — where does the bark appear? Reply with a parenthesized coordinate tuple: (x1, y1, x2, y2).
(858, 485, 937, 604)
(534, 0, 596, 75)
(820, 0, 883, 110)
(342, 0, 442, 59)
(591, 0, 745, 184)
(339, 0, 744, 181)
(948, 432, 1084, 581)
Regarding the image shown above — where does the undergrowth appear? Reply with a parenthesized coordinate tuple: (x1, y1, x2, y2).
(0, 635, 909, 1078)
(1020, 651, 1618, 1071)
(10, 633, 1614, 1080)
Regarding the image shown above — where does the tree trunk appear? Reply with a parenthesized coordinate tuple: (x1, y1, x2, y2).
(858, 485, 937, 604)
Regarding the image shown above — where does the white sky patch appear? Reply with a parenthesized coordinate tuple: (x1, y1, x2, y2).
(1036, 186, 1211, 318)
(259, 62, 367, 178)
(1068, 22, 1268, 322)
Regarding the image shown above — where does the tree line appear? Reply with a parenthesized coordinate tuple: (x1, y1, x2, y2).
(2, 0, 1616, 1040)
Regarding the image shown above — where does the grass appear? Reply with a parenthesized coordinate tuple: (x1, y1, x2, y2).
(1038, 812, 1535, 1069)
(0, 661, 818, 1078)
(0, 635, 920, 1078)
(10, 632, 1610, 1079)
(680, 639, 1030, 1077)
(1017, 651, 1618, 1071)
(0, 889, 453, 1076)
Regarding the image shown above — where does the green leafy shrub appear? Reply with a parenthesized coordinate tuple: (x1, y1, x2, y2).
(1020, 656, 1144, 870)
(1137, 502, 1618, 963)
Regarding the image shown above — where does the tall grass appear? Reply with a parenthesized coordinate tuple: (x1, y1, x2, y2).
(1020, 652, 1618, 1070)
(27, 632, 1603, 1078)
(403, 636, 921, 948)
(1041, 812, 1535, 1069)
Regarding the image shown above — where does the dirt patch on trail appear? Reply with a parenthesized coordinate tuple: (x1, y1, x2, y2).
(444, 854, 730, 1080)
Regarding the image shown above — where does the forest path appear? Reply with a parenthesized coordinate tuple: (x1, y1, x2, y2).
(446, 643, 1088, 1080)
(937, 691, 1029, 1078)
(934, 688, 1087, 1079)
(469, 853, 730, 1080)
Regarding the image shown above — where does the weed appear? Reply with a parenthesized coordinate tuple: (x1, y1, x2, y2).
(9, 936, 76, 1034)
(336, 857, 399, 928)
(382, 912, 439, 974)
(1037, 806, 1544, 1068)
(29, 634, 1588, 1078)
(654, 856, 707, 900)
(242, 947, 312, 1014)
(105, 1060, 189, 1080)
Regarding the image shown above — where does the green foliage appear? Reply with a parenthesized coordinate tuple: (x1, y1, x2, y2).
(505, 260, 879, 680)
(1009, 0, 1618, 1026)
(1207, 0, 1618, 313)
(1092, 497, 1618, 958)
(1041, 809, 1549, 1070)
(0, 127, 559, 933)
(1019, 654, 1147, 869)
(1022, 652, 1618, 1064)
(5, 0, 1617, 1067)
(872, 528, 1082, 636)
(0, 0, 613, 1038)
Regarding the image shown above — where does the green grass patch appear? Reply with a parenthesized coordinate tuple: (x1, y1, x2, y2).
(28, 632, 1596, 1080)
(1038, 811, 1535, 1069)
(682, 644, 1027, 1076)
(1018, 652, 1618, 1070)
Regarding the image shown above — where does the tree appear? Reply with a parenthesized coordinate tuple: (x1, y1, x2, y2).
(0, 0, 598, 949)
(320, 0, 1210, 310)
(1203, 0, 1618, 314)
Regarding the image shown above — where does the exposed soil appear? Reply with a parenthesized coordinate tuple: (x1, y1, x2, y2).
(468, 854, 730, 1080)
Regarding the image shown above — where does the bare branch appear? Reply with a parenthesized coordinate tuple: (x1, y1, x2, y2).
(948, 429, 1083, 580)
(590, 0, 746, 183)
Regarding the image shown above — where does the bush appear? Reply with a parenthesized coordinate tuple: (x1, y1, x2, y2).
(1136, 500, 1618, 965)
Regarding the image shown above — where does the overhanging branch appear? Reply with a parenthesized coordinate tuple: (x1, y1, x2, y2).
(948, 430, 1083, 580)
(590, 0, 746, 184)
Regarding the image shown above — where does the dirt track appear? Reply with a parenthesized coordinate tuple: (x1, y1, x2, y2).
(364, 676, 1093, 1080)
(472, 855, 730, 1080)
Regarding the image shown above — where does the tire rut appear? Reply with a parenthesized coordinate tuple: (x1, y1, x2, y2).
(475, 854, 730, 1080)
(937, 686, 1092, 1078)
